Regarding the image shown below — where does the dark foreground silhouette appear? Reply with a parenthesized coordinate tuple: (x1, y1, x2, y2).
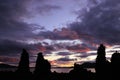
(0, 44, 119, 80)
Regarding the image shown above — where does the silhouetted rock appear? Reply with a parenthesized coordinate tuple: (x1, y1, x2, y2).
(81, 62, 95, 68)
(16, 49, 30, 73)
(15, 49, 31, 80)
(95, 44, 110, 80)
(33, 52, 51, 80)
(111, 51, 120, 80)
(69, 63, 95, 80)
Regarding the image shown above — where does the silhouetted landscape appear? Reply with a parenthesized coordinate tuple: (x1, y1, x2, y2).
(0, 44, 119, 80)
(0, 64, 16, 68)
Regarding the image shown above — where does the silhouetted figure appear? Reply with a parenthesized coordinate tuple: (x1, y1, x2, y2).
(111, 51, 120, 80)
(34, 52, 51, 80)
(95, 44, 110, 80)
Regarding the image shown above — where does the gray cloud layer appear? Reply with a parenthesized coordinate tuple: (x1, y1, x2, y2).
(0, 0, 35, 40)
(57, 57, 74, 61)
(69, 0, 120, 45)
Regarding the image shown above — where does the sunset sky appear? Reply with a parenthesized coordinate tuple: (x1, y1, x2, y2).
(0, 0, 120, 67)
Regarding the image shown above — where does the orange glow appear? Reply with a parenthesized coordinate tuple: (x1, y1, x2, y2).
(50, 60, 56, 65)
(68, 48, 91, 53)
(0, 56, 19, 63)
(51, 60, 74, 67)
(56, 61, 74, 67)
(37, 45, 46, 52)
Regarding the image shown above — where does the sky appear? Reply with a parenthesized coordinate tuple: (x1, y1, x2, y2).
(0, 0, 120, 67)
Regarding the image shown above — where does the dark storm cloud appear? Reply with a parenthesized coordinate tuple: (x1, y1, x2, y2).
(0, 0, 29, 18)
(68, 0, 120, 45)
(0, 39, 40, 55)
(0, 0, 58, 55)
(0, 0, 61, 41)
(0, 0, 36, 40)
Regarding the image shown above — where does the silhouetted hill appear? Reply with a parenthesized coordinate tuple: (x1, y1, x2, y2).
(81, 62, 95, 68)
(53, 66, 73, 68)
(0, 63, 16, 68)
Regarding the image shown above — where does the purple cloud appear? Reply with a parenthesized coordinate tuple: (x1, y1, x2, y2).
(57, 57, 74, 61)
(57, 52, 71, 56)
(68, 0, 120, 45)
(0, 39, 38, 55)
(36, 4, 61, 15)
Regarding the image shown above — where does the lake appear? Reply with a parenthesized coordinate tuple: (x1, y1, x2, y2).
(0, 67, 95, 73)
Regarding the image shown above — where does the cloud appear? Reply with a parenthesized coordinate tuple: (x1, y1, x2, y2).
(0, 56, 19, 64)
(77, 53, 89, 58)
(0, 0, 37, 40)
(36, 4, 61, 15)
(0, 0, 61, 41)
(68, 0, 120, 45)
(57, 57, 74, 61)
(57, 52, 71, 56)
(0, 0, 55, 56)
(66, 44, 91, 53)
(38, 27, 79, 40)
(0, 39, 43, 56)
(75, 52, 96, 59)
(36, 40, 93, 54)
(33, 39, 94, 54)
(27, 0, 61, 15)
